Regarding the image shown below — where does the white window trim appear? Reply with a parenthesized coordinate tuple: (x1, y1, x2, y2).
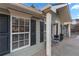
(12, 32, 29, 34)
(10, 15, 31, 52)
(10, 15, 12, 52)
(11, 45, 30, 52)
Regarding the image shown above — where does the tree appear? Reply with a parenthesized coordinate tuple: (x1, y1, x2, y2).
(31, 4, 36, 8)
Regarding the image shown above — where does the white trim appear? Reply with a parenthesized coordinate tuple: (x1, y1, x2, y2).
(10, 15, 12, 52)
(12, 32, 29, 34)
(41, 4, 52, 11)
(42, 4, 67, 13)
(12, 15, 31, 20)
(46, 12, 52, 56)
(52, 4, 67, 9)
(68, 24, 71, 37)
(0, 4, 42, 14)
(51, 7, 56, 13)
(9, 3, 42, 14)
(64, 22, 72, 25)
(51, 4, 67, 13)
(11, 45, 29, 52)
(29, 19, 31, 46)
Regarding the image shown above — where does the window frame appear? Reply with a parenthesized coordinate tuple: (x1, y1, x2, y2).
(11, 15, 31, 52)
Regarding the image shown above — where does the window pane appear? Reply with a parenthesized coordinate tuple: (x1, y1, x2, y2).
(19, 34, 24, 40)
(12, 42, 18, 50)
(25, 40, 29, 45)
(19, 19, 24, 26)
(25, 26, 29, 32)
(19, 41, 24, 47)
(12, 26, 18, 32)
(12, 17, 18, 26)
(12, 34, 18, 41)
(19, 26, 24, 32)
(25, 20, 29, 26)
(12, 17, 30, 50)
(12, 17, 19, 32)
(25, 33, 29, 40)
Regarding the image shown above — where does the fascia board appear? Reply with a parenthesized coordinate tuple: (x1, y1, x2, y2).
(51, 7, 56, 13)
(41, 4, 52, 11)
(52, 4, 67, 10)
(9, 3, 42, 14)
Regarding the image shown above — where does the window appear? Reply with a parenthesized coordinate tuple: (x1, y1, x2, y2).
(12, 17, 30, 50)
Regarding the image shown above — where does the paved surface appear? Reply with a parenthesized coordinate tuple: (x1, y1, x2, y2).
(33, 49, 46, 56)
(52, 35, 79, 56)
(33, 35, 79, 56)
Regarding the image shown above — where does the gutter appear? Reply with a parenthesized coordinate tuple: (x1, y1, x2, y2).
(10, 3, 42, 14)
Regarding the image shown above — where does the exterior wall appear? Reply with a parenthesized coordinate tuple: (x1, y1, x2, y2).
(51, 12, 61, 36)
(63, 24, 68, 37)
(57, 6, 72, 37)
(63, 22, 72, 37)
(4, 9, 45, 56)
(5, 42, 45, 56)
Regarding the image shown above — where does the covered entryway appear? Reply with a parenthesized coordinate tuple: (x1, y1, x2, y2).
(42, 3, 71, 56)
(0, 14, 10, 55)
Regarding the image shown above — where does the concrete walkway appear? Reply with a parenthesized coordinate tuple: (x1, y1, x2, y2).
(52, 35, 79, 56)
(33, 35, 79, 56)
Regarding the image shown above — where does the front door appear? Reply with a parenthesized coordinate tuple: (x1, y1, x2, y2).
(0, 14, 10, 55)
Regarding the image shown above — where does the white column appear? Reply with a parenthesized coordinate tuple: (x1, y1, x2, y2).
(58, 22, 61, 35)
(46, 12, 52, 56)
(68, 24, 71, 37)
(36, 20, 40, 44)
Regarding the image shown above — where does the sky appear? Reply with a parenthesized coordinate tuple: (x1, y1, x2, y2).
(23, 3, 79, 20)
(69, 3, 79, 20)
(23, 3, 47, 10)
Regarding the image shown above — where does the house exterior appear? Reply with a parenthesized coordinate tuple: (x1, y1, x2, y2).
(42, 3, 71, 55)
(71, 19, 79, 34)
(0, 3, 71, 56)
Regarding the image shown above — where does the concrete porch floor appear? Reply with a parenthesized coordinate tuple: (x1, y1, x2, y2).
(33, 35, 79, 56)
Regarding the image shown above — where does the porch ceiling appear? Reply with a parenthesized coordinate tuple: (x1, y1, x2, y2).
(42, 3, 67, 13)
(57, 5, 72, 23)
(0, 3, 43, 18)
(42, 3, 71, 23)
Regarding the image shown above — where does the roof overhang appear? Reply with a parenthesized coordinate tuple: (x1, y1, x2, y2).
(0, 3, 43, 17)
(42, 3, 67, 13)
